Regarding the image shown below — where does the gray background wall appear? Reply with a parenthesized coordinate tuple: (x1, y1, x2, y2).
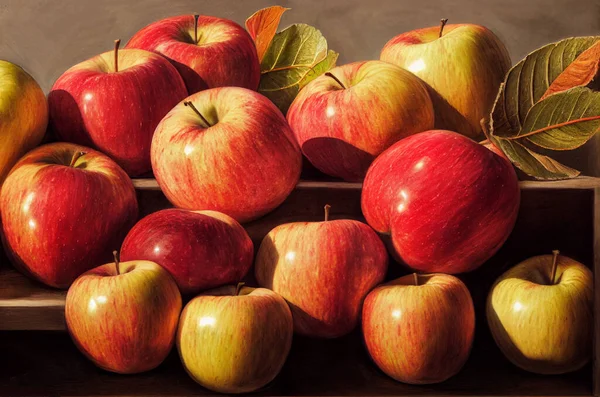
(1, 0, 599, 172)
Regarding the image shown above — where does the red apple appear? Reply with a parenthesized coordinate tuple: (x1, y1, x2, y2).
(0, 143, 138, 288)
(362, 130, 520, 274)
(255, 205, 388, 338)
(381, 20, 511, 139)
(151, 87, 302, 223)
(362, 273, 475, 384)
(287, 60, 434, 181)
(126, 14, 260, 93)
(177, 284, 293, 393)
(66, 254, 182, 374)
(48, 42, 187, 176)
(120, 208, 253, 295)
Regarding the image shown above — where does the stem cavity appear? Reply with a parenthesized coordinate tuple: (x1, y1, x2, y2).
(184, 101, 211, 127)
(439, 18, 449, 38)
(113, 250, 120, 276)
(114, 39, 121, 73)
(324, 204, 331, 222)
(325, 72, 346, 90)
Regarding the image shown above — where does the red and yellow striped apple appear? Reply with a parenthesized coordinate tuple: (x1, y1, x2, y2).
(120, 208, 253, 295)
(66, 254, 182, 374)
(151, 87, 302, 223)
(127, 15, 260, 94)
(0, 143, 138, 288)
(381, 20, 510, 138)
(48, 42, 187, 176)
(287, 60, 434, 181)
(361, 130, 519, 274)
(177, 284, 293, 393)
(255, 205, 388, 338)
(487, 251, 593, 374)
(362, 273, 475, 384)
(0, 60, 48, 186)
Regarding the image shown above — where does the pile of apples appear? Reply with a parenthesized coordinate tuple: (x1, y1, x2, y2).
(0, 10, 594, 394)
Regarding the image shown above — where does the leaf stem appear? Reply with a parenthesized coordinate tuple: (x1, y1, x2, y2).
(113, 250, 120, 276)
(69, 151, 86, 168)
(184, 101, 211, 127)
(439, 18, 449, 38)
(325, 72, 346, 89)
(324, 204, 331, 221)
(413, 273, 419, 286)
(114, 39, 121, 73)
(235, 282, 245, 296)
(550, 250, 560, 285)
(193, 14, 199, 44)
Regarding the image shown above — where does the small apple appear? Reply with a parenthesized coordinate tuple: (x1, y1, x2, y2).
(487, 250, 593, 374)
(48, 41, 187, 176)
(361, 130, 520, 274)
(126, 14, 260, 93)
(177, 283, 293, 393)
(287, 60, 434, 181)
(0, 143, 138, 288)
(255, 205, 388, 338)
(362, 273, 475, 384)
(380, 19, 511, 139)
(65, 253, 182, 374)
(0, 60, 48, 185)
(120, 208, 253, 295)
(151, 87, 302, 223)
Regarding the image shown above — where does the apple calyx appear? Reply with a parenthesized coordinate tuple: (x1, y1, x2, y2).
(69, 151, 87, 168)
(112, 250, 121, 276)
(325, 72, 346, 90)
(413, 272, 419, 286)
(193, 14, 200, 44)
(439, 18, 449, 38)
(113, 39, 121, 73)
(549, 250, 560, 285)
(183, 101, 211, 128)
(324, 204, 332, 222)
(235, 282, 246, 296)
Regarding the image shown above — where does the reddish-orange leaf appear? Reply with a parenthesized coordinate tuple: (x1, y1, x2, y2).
(245, 6, 290, 62)
(541, 39, 600, 100)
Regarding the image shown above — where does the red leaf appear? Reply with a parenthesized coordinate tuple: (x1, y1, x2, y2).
(245, 6, 290, 62)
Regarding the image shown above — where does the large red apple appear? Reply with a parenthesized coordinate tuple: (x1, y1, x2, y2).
(0, 143, 138, 288)
(287, 60, 434, 181)
(362, 130, 520, 274)
(126, 15, 260, 93)
(66, 254, 182, 374)
(381, 20, 510, 139)
(177, 284, 293, 393)
(48, 41, 187, 176)
(362, 273, 475, 384)
(120, 208, 253, 295)
(255, 205, 388, 338)
(151, 87, 302, 223)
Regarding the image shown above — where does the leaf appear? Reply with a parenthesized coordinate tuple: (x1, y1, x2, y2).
(259, 24, 338, 114)
(245, 6, 290, 62)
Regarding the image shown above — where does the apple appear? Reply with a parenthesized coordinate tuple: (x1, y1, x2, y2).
(380, 19, 511, 139)
(48, 40, 187, 176)
(177, 283, 293, 393)
(0, 143, 138, 288)
(255, 205, 388, 338)
(66, 253, 182, 374)
(287, 60, 434, 181)
(487, 250, 593, 374)
(0, 60, 48, 185)
(362, 273, 475, 384)
(151, 87, 302, 223)
(126, 14, 260, 94)
(120, 208, 253, 295)
(362, 130, 520, 274)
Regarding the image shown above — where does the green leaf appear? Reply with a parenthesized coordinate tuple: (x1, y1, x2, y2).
(259, 23, 338, 114)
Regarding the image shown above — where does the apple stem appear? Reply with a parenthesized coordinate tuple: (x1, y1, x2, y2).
(439, 18, 449, 38)
(193, 14, 199, 44)
(114, 39, 121, 73)
(235, 282, 245, 296)
(325, 72, 346, 90)
(69, 151, 86, 168)
(184, 101, 211, 127)
(113, 250, 120, 276)
(480, 118, 492, 141)
(550, 250, 560, 285)
(324, 204, 331, 222)
(413, 273, 419, 286)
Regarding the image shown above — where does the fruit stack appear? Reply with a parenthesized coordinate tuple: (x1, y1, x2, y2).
(0, 5, 596, 394)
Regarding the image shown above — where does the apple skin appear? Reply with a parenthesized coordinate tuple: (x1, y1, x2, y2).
(120, 208, 253, 295)
(255, 215, 388, 338)
(381, 23, 510, 139)
(65, 259, 182, 374)
(177, 285, 293, 393)
(48, 48, 187, 177)
(287, 60, 434, 181)
(151, 87, 302, 223)
(362, 273, 475, 384)
(361, 130, 520, 274)
(486, 253, 593, 374)
(0, 143, 138, 288)
(0, 60, 48, 185)
(126, 15, 260, 94)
